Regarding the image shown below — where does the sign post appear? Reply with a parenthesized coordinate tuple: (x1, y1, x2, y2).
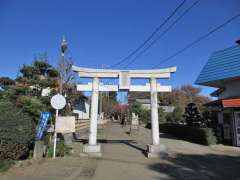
(36, 112, 50, 141)
(50, 94, 66, 158)
(33, 112, 50, 159)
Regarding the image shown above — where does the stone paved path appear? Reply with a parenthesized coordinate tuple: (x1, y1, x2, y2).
(92, 122, 165, 180)
(1, 122, 240, 180)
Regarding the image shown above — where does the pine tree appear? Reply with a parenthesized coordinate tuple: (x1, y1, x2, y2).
(183, 103, 202, 127)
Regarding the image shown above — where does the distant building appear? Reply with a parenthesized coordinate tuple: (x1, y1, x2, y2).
(159, 106, 175, 113)
(73, 96, 90, 120)
(135, 98, 155, 110)
(195, 40, 240, 146)
(133, 98, 175, 112)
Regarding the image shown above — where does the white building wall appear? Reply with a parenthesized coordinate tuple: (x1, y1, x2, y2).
(219, 80, 240, 99)
(141, 103, 151, 110)
(73, 100, 90, 120)
(41, 87, 51, 97)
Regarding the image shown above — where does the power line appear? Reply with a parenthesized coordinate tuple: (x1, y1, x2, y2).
(109, 0, 187, 68)
(151, 13, 240, 68)
(124, 0, 201, 68)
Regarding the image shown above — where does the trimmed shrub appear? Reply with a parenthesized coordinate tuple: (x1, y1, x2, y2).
(17, 96, 45, 122)
(0, 101, 35, 160)
(146, 123, 217, 145)
(202, 128, 217, 145)
(166, 105, 184, 123)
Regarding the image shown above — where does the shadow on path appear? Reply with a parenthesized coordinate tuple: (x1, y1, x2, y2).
(98, 139, 146, 154)
(148, 153, 240, 180)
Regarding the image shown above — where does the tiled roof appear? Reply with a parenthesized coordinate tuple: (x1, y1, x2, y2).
(195, 45, 240, 87)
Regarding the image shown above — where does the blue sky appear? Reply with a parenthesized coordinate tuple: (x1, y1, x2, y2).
(0, 0, 240, 100)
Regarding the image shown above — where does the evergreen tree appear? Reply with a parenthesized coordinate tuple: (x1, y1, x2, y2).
(0, 55, 59, 123)
(166, 105, 184, 123)
(183, 103, 202, 127)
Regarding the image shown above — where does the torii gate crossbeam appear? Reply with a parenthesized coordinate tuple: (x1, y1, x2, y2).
(73, 65, 176, 158)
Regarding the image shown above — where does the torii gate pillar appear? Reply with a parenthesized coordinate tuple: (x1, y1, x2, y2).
(82, 77, 102, 156)
(150, 78, 160, 145)
(147, 78, 166, 158)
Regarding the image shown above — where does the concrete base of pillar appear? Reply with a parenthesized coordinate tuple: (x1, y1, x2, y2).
(81, 144, 102, 157)
(146, 144, 168, 158)
(33, 141, 44, 160)
(63, 133, 73, 146)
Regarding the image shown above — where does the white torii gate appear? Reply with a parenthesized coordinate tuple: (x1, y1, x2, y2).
(72, 65, 176, 157)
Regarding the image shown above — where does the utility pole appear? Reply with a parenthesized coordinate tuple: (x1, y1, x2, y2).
(53, 36, 67, 159)
(59, 36, 68, 95)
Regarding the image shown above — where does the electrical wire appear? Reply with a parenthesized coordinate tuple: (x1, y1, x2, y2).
(151, 13, 240, 68)
(123, 0, 201, 68)
(109, 0, 187, 68)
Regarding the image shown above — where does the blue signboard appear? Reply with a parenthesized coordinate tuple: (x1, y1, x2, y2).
(36, 112, 50, 141)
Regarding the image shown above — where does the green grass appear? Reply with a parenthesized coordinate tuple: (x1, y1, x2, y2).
(46, 141, 71, 157)
(0, 160, 14, 172)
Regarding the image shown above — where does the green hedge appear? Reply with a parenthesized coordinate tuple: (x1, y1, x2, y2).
(0, 101, 35, 160)
(146, 123, 217, 145)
